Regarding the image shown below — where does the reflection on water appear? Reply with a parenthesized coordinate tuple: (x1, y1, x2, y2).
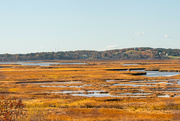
(55, 91, 85, 94)
(145, 71, 180, 77)
(113, 83, 150, 87)
(49, 90, 117, 97)
(157, 95, 170, 97)
(132, 70, 180, 77)
(71, 93, 115, 97)
(21, 62, 86, 66)
(122, 63, 140, 65)
(130, 81, 174, 85)
(0, 61, 86, 66)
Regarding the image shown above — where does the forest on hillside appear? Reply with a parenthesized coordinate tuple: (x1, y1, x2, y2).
(0, 47, 180, 61)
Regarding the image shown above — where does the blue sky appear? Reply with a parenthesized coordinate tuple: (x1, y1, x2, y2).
(0, 0, 180, 54)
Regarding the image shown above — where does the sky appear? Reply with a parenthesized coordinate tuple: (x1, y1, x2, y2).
(0, 0, 180, 54)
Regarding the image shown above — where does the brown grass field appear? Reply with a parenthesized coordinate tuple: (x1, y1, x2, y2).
(0, 59, 180, 121)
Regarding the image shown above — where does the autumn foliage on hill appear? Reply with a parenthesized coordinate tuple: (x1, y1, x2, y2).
(0, 47, 180, 61)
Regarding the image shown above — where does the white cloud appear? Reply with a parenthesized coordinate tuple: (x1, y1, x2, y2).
(164, 35, 171, 38)
(135, 32, 144, 36)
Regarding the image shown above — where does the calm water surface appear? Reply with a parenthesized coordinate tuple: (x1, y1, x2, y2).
(0, 61, 86, 66)
(122, 63, 140, 65)
(132, 70, 180, 77)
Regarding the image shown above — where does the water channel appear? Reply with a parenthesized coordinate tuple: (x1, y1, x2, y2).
(131, 70, 180, 77)
(3, 61, 179, 98)
(0, 61, 87, 66)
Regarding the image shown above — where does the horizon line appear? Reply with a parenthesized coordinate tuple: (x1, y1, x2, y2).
(1, 47, 180, 55)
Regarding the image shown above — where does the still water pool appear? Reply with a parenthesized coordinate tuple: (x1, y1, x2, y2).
(0, 61, 86, 66)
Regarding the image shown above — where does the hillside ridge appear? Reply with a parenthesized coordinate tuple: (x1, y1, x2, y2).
(1, 47, 180, 61)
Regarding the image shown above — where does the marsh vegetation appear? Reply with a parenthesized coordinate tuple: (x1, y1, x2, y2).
(0, 60, 180, 120)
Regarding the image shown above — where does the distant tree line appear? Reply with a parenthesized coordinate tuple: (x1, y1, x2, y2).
(0, 47, 180, 61)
